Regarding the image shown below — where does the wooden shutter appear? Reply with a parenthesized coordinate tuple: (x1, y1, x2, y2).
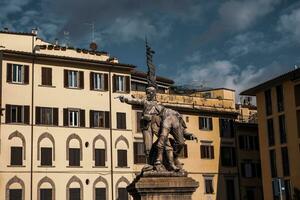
(89, 110, 94, 127)
(241, 163, 246, 177)
(200, 146, 205, 158)
(42, 67, 52, 86)
(122, 113, 126, 129)
(209, 118, 213, 130)
(23, 106, 30, 124)
(104, 74, 108, 91)
(6, 63, 12, 82)
(5, 104, 11, 123)
(134, 142, 138, 164)
(63, 108, 68, 126)
(24, 65, 29, 84)
(125, 76, 130, 93)
(35, 107, 41, 124)
(64, 70, 68, 87)
(210, 146, 214, 159)
(117, 113, 121, 129)
(79, 71, 84, 89)
(53, 108, 58, 126)
(239, 136, 244, 149)
(80, 109, 85, 127)
(105, 111, 110, 128)
(117, 149, 127, 167)
(112, 75, 116, 92)
(199, 117, 203, 129)
(90, 72, 94, 90)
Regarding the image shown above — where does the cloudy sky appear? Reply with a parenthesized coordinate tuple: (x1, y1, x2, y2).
(1, 0, 300, 97)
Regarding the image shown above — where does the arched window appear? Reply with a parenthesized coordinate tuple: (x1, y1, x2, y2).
(93, 135, 107, 167)
(66, 176, 83, 200)
(93, 176, 108, 200)
(6, 176, 25, 200)
(66, 134, 82, 167)
(115, 176, 130, 200)
(37, 133, 55, 166)
(8, 131, 26, 166)
(37, 177, 55, 200)
(115, 136, 129, 168)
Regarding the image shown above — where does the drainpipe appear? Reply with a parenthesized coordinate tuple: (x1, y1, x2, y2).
(108, 69, 114, 200)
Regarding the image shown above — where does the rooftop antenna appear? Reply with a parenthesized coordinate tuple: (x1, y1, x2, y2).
(85, 22, 97, 51)
(63, 31, 70, 47)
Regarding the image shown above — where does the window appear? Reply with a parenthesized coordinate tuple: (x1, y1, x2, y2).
(278, 115, 286, 144)
(90, 72, 108, 91)
(220, 119, 234, 138)
(221, 147, 236, 167)
(90, 110, 109, 128)
(64, 70, 84, 89)
(7, 63, 29, 84)
(200, 145, 214, 159)
(136, 111, 142, 133)
(269, 149, 277, 178)
(69, 188, 81, 200)
(199, 117, 213, 130)
(134, 142, 146, 164)
(239, 135, 259, 151)
(95, 188, 106, 200)
(10, 146, 23, 166)
(265, 89, 272, 116)
(281, 147, 290, 176)
(64, 109, 85, 127)
(117, 149, 127, 167)
(36, 107, 58, 126)
(118, 188, 128, 200)
(117, 112, 126, 129)
(6, 105, 30, 124)
(9, 189, 22, 200)
(178, 144, 188, 158)
(226, 179, 236, 200)
(69, 148, 80, 166)
(95, 149, 105, 166)
(267, 119, 275, 146)
(284, 180, 291, 200)
(40, 188, 52, 200)
(295, 84, 300, 107)
(276, 85, 284, 112)
(113, 75, 130, 93)
(41, 147, 52, 166)
(204, 177, 214, 194)
(241, 161, 261, 178)
(41, 67, 52, 86)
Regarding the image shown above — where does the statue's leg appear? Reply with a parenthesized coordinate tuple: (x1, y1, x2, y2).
(155, 126, 169, 165)
(171, 122, 186, 167)
(142, 121, 153, 165)
(165, 139, 180, 171)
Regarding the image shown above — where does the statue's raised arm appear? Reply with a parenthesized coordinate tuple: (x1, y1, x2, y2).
(116, 95, 145, 106)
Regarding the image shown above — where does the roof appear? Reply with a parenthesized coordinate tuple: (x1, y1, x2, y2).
(0, 50, 135, 69)
(0, 30, 36, 36)
(241, 68, 300, 96)
(131, 70, 174, 85)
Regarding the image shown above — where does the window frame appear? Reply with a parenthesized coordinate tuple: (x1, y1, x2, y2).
(69, 109, 79, 127)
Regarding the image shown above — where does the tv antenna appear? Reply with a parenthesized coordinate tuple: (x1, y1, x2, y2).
(85, 22, 97, 50)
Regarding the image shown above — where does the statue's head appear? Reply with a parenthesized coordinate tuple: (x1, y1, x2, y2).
(146, 86, 156, 101)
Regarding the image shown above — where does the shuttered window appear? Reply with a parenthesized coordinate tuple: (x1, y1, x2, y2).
(204, 178, 214, 194)
(64, 70, 84, 89)
(7, 63, 29, 84)
(117, 112, 126, 129)
(41, 67, 52, 86)
(64, 109, 85, 127)
(221, 147, 236, 166)
(69, 148, 80, 166)
(36, 107, 58, 126)
(134, 142, 146, 164)
(90, 72, 108, 91)
(11, 146, 23, 166)
(9, 189, 22, 200)
(6, 104, 30, 124)
(90, 110, 110, 128)
(200, 145, 214, 159)
(199, 117, 213, 130)
(178, 144, 188, 158)
(95, 188, 106, 200)
(40, 188, 52, 200)
(113, 75, 130, 93)
(219, 118, 234, 138)
(41, 147, 52, 166)
(117, 149, 127, 167)
(95, 149, 105, 166)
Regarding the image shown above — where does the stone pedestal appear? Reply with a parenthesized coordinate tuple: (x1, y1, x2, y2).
(127, 171, 199, 200)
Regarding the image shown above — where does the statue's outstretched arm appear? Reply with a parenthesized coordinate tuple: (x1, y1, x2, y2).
(117, 96, 144, 105)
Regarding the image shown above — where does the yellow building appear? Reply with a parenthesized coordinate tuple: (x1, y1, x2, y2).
(241, 68, 300, 200)
(0, 30, 248, 200)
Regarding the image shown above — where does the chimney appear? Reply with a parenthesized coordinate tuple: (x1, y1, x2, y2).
(31, 28, 38, 35)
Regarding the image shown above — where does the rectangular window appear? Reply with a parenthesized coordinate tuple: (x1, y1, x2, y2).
(221, 147, 236, 167)
(276, 85, 284, 112)
(9, 189, 22, 200)
(64, 109, 85, 127)
(69, 188, 80, 200)
(69, 148, 80, 166)
(267, 119, 275, 146)
(118, 188, 128, 200)
(204, 178, 214, 194)
(10, 146, 23, 166)
(269, 149, 277, 178)
(36, 107, 58, 126)
(265, 89, 272, 116)
(295, 84, 300, 107)
(69, 110, 79, 127)
(64, 70, 84, 89)
(113, 75, 130, 93)
(200, 145, 214, 159)
(117, 112, 126, 129)
(178, 144, 188, 158)
(7, 63, 29, 84)
(95, 149, 105, 166)
(41, 147, 52, 166)
(6, 104, 30, 124)
(239, 135, 259, 151)
(278, 115, 287, 144)
(220, 118, 234, 138)
(241, 161, 258, 178)
(40, 188, 52, 200)
(199, 117, 213, 130)
(117, 149, 127, 167)
(226, 179, 236, 200)
(90, 110, 109, 128)
(134, 142, 146, 164)
(41, 67, 52, 86)
(136, 111, 142, 133)
(281, 147, 290, 176)
(95, 188, 106, 200)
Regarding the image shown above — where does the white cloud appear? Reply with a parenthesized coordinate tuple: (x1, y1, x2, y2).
(277, 8, 300, 43)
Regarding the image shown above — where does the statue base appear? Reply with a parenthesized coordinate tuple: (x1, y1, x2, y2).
(127, 171, 199, 200)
